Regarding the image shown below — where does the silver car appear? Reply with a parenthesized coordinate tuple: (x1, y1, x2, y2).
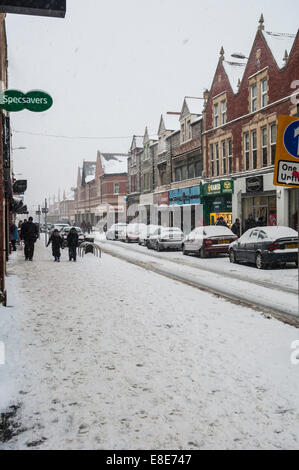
(147, 227, 184, 251)
(138, 224, 161, 246)
(106, 223, 127, 240)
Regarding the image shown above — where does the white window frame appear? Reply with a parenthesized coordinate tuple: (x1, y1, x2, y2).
(261, 79, 268, 108)
(214, 103, 219, 127)
(244, 133, 250, 170)
(270, 123, 277, 165)
(221, 140, 226, 174)
(221, 100, 226, 125)
(114, 182, 120, 195)
(251, 130, 257, 169)
(261, 126, 268, 167)
(251, 84, 257, 112)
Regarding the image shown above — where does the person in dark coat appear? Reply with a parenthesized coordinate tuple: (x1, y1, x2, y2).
(20, 217, 38, 261)
(10, 223, 18, 251)
(231, 218, 241, 238)
(244, 214, 257, 232)
(67, 227, 79, 261)
(86, 221, 92, 234)
(47, 229, 63, 262)
(216, 216, 228, 227)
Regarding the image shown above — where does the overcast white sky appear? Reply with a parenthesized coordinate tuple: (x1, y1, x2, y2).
(6, 0, 299, 210)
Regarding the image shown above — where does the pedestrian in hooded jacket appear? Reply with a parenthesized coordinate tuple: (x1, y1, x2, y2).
(47, 229, 63, 262)
(67, 227, 79, 261)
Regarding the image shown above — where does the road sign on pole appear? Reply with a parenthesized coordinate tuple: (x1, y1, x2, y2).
(273, 115, 299, 188)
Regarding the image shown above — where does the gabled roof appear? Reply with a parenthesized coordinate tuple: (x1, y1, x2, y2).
(100, 153, 128, 175)
(158, 114, 180, 135)
(222, 60, 246, 94)
(143, 126, 158, 144)
(262, 30, 296, 69)
(130, 135, 143, 151)
(180, 97, 203, 120)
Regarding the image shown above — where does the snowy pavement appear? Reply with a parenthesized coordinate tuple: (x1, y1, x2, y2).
(0, 240, 299, 450)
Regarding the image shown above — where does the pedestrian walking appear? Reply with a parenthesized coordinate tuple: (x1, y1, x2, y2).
(81, 220, 87, 234)
(10, 222, 18, 251)
(87, 221, 92, 234)
(67, 227, 79, 262)
(20, 217, 38, 261)
(231, 218, 241, 238)
(47, 229, 63, 262)
(244, 213, 257, 232)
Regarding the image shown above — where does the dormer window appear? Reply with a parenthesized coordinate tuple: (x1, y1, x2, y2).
(214, 103, 219, 127)
(251, 84, 257, 112)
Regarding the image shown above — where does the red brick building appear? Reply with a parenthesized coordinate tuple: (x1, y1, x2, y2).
(74, 151, 128, 227)
(203, 15, 299, 230)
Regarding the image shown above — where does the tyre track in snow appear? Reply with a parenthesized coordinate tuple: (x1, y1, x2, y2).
(100, 239, 297, 295)
(98, 242, 299, 326)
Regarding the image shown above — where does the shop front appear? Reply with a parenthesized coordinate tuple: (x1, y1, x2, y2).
(153, 191, 169, 226)
(232, 173, 277, 232)
(201, 180, 233, 227)
(139, 193, 154, 224)
(169, 185, 202, 231)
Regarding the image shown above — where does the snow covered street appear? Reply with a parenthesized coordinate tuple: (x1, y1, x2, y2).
(1, 240, 299, 449)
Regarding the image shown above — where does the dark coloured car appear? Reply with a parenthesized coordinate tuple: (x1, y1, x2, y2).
(228, 226, 298, 269)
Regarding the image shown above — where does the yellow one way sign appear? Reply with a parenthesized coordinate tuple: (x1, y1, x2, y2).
(273, 115, 299, 188)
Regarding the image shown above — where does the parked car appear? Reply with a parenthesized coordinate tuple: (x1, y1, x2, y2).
(182, 225, 237, 258)
(228, 226, 298, 269)
(60, 226, 85, 247)
(119, 223, 147, 243)
(147, 227, 184, 251)
(138, 225, 161, 246)
(105, 223, 127, 240)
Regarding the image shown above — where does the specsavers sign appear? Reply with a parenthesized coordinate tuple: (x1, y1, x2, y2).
(273, 115, 299, 188)
(0, 89, 53, 112)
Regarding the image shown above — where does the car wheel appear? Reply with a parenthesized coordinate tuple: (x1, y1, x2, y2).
(182, 245, 188, 256)
(255, 252, 266, 269)
(229, 249, 237, 264)
(157, 243, 162, 252)
(295, 260, 298, 267)
(199, 247, 206, 258)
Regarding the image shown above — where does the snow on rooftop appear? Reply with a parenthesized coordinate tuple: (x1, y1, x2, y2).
(85, 175, 95, 184)
(223, 60, 246, 93)
(185, 97, 203, 115)
(100, 153, 128, 175)
(263, 30, 296, 69)
(163, 114, 180, 132)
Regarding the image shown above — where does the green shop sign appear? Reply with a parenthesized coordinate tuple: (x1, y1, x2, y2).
(0, 89, 53, 112)
(201, 180, 234, 196)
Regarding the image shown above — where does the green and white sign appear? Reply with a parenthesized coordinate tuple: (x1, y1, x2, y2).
(0, 89, 53, 112)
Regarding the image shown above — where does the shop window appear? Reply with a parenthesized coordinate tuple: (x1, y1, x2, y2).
(270, 124, 277, 165)
(188, 163, 194, 179)
(261, 79, 268, 108)
(221, 140, 226, 174)
(251, 84, 257, 112)
(261, 127, 267, 167)
(175, 167, 181, 182)
(244, 133, 249, 170)
(251, 130, 257, 169)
